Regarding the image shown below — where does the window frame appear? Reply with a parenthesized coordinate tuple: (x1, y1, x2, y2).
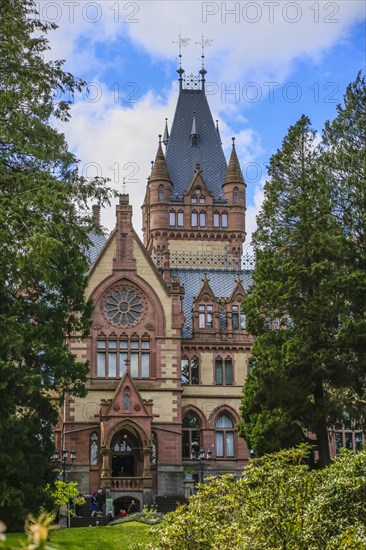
(215, 414, 235, 458)
(181, 356, 199, 385)
(96, 338, 151, 379)
(182, 412, 201, 459)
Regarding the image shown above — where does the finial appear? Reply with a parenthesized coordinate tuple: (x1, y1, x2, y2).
(151, 160, 154, 172)
(196, 36, 212, 91)
(163, 118, 169, 147)
(232, 137, 236, 147)
(122, 177, 126, 194)
(195, 162, 201, 172)
(158, 134, 162, 145)
(173, 34, 190, 88)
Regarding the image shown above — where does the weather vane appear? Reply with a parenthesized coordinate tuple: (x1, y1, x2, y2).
(173, 34, 191, 68)
(122, 177, 126, 194)
(196, 36, 213, 69)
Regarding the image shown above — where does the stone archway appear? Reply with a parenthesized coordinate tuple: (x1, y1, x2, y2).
(110, 428, 143, 478)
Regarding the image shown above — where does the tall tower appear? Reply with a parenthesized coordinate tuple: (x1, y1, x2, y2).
(142, 61, 247, 271)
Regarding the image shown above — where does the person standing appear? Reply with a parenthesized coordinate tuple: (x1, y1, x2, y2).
(127, 499, 138, 514)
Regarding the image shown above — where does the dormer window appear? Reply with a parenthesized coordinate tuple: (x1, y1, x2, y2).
(191, 134, 199, 147)
(199, 304, 213, 329)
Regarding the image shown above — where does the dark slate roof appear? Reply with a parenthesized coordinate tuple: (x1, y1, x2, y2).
(87, 231, 107, 265)
(165, 89, 227, 198)
(171, 269, 253, 338)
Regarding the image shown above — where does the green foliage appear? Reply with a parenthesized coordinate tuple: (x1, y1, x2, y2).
(151, 446, 366, 549)
(47, 481, 78, 509)
(239, 74, 366, 467)
(0, 0, 115, 529)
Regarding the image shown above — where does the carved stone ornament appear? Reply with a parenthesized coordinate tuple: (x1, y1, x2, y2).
(113, 404, 120, 412)
(103, 286, 146, 327)
(145, 323, 155, 331)
(134, 404, 141, 411)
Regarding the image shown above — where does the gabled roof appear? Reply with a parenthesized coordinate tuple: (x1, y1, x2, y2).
(171, 268, 253, 338)
(165, 89, 227, 199)
(87, 230, 107, 265)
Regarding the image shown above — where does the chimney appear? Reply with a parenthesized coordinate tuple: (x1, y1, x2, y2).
(92, 204, 101, 226)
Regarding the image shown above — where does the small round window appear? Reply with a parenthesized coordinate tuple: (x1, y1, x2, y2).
(104, 288, 143, 326)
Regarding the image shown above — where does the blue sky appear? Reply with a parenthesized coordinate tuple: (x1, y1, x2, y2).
(46, 1, 366, 240)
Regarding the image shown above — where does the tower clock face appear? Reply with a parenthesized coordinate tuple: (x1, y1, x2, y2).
(104, 288, 144, 326)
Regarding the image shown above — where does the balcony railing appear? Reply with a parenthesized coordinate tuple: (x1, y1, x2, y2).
(109, 477, 144, 491)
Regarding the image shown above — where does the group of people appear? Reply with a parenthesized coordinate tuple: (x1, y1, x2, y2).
(74, 484, 138, 520)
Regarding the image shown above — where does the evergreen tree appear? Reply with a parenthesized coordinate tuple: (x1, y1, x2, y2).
(321, 73, 366, 414)
(0, 0, 113, 527)
(239, 114, 355, 467)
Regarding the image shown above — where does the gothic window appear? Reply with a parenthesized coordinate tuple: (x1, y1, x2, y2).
(199, 211, 206, 227)
(90, 432, 99, 465)
(150, 432, 157, 467)
(215, 414, 234, 458)
(104, 289, 143, 326)
(213, 211, 220, 228)
(123, 387, 131, 411)
(181, 357, 199, 385)
(158, 185, 164, 201)
(199, 304, 213, 329)
(182, 412, 200, 459)
(97, 338, 150, 379)
(232, 305, 239, 330)
(222, 212, 228, 228)
(215, 357, 233, 385)
(169, 210, 176, 226)
(334, 412, 363, 455)
(177, 210, 184, 227)
(233, 187, 239, 204)
(191, 211, 198, 227)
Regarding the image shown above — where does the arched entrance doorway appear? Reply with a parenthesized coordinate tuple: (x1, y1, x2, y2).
(110, 428, 142, 478)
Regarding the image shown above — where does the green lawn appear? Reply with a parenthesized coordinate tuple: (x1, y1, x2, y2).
(5, 522, 155, 549)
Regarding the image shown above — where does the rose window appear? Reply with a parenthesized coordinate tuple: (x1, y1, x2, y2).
(104, 288, 143, 326)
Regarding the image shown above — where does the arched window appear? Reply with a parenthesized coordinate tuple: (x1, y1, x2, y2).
(182, 412, 200, 458)
(199, 211, 206, 227)
(215, 357, 233, 385)
(177, 210, 184, 227)
(123, 387, 131, 411)
(169, 210, 176, 226)
(213, 211, 220, 228)
(222, 212, 228, 228)
(90, 432, 99, 465)
(158, 185, 164, 201)
(150, 432, 157, 467)
(233, 187, 239, 204)
(191, 211, 198, 227)
(215, 414, 234, 457)
(181, 357, 199, 385)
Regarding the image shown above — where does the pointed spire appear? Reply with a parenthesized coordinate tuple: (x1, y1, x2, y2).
(162, 118, 169, 147)
(216, 120, 222, 144)
(150, 136, 171, 182)
(224, 137, 245, 185)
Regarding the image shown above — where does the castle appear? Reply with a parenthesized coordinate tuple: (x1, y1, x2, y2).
(55, 60, 255, 511)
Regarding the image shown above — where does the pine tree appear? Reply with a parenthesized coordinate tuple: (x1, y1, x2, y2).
(0, 0, 114, 527)
(239, 114, 352, 467)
